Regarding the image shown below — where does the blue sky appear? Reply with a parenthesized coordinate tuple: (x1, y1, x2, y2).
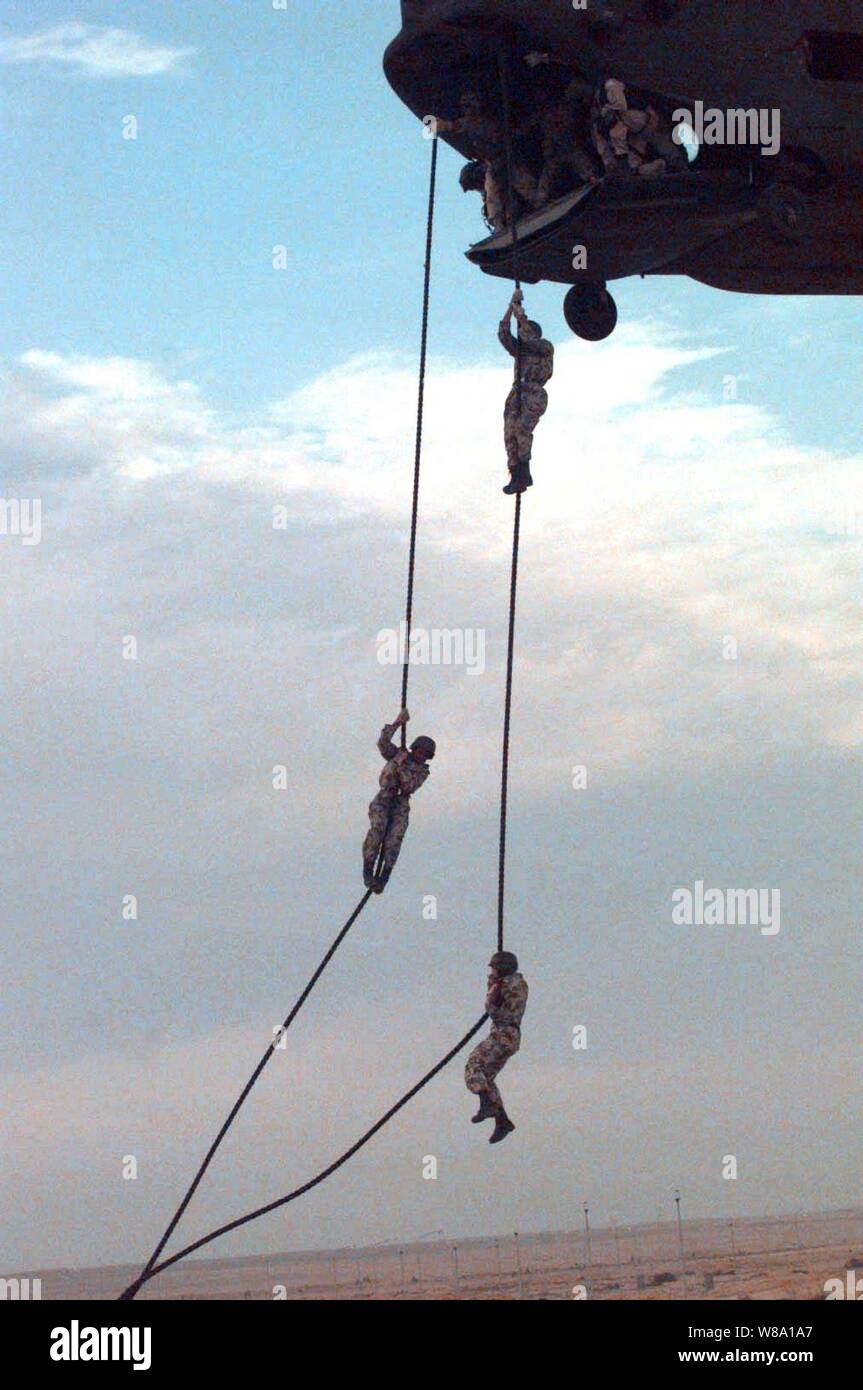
(2, 4, 863, 1277)
(3, 0, 861, 435)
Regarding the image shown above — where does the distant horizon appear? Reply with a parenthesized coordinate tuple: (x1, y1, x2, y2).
(20, 1202, 863, 1279)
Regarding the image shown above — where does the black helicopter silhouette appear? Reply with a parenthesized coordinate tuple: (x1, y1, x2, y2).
(385, 0, 863, 339)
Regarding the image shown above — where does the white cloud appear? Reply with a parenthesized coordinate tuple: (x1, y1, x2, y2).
(3, 325, 863, 1269)
(3, 327, 863, 781)
(0, 22, 192, 78)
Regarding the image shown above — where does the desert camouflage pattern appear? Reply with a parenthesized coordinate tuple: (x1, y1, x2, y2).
(375, 723, 431, 798)
(465, 971, 529, 1110)
(363, 793, 411, 873)
(362, 723, 430, 875)
(487, 970, 529, 1028)
(499, 320, 554, 470)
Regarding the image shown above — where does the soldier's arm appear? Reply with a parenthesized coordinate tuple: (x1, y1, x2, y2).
(498, 314, 518, 358)
(485, 979, 503, 1012)
(501, 975, 526, 1017)
(377, 724, 400, 760)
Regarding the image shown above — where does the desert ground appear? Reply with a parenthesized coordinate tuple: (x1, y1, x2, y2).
(25, 1208, 863, 1301)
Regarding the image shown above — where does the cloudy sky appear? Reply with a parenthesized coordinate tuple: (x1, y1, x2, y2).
(2, 2, 861, 1279)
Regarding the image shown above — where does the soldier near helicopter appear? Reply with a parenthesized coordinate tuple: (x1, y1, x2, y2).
(498, 288, 555, 495)
(362, 709, 436, 892)
(465, 950, 528, 1144)
(532, 81, 600, 206)
(521, 58, 600, 206)
(592, 77, 684, 177)
(432, 91, 537, 229)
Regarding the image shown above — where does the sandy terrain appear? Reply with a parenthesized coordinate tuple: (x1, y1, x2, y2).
(23, 1208, 863, 1301)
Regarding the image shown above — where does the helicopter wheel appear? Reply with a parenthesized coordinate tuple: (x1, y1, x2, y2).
(759, 181, 809, 241)
(563, 283, 618, 341)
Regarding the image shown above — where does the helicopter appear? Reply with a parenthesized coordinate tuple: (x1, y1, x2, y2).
(384, 0, 863, 340)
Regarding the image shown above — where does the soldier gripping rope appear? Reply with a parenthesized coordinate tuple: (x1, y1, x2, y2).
(362, 709, 436, 893)
(465, 951, 528, 1144)
(499, 288, 555, 495)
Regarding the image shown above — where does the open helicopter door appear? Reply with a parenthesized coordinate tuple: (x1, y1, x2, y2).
(467, 167, 760, 339)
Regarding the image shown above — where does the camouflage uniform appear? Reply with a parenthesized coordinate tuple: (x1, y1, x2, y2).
(449, 110, 536, 227)
(498, 317, 555, 470)
(465, 970, 528, 1110)
(362, 723, 430, 877)
(534, 85, 597, 206)
(592, 79, 678, 177)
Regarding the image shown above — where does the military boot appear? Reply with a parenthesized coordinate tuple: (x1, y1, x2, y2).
(471, 1093, 497, 1124)
(489, 1111, 516, 1144)
(502, 462, 534, 495)
(373, 864, 392, 894)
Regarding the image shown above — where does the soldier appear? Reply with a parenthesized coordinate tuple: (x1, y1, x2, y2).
(499, 288, 554, 495)
(362, 708, 436, 893)
(465, 950, 528, 1144)
(592, 78, 639, 175)
(593, 78, 682, 178)
(431, 92, 536, 229)
(622, 101, 684, 177)
(527, 79, 600, 208)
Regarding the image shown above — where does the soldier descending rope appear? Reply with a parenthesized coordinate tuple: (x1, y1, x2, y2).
(499, 288, 555, 495)
(362, 709, 436, 893)
(466, 951, 528, 1144)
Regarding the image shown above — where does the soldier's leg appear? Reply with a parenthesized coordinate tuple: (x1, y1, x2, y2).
(363, 799, 390, 887)
(382, 801, 409, 870)
(569, 146, 599, 185)
(609, 118, 630, 160)
(484, 1034, 519, 1143)
(465, 1037, 504, 1110)
(512, 162, 538, 214)
(503, 389, 521, 473)
(515, 388, 549, 464)
(484, 167, 505, 229)
(535, 156, 569, 208)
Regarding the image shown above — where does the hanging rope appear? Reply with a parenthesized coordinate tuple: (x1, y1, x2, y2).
(497, 497, 521, 951)
(117, 141, 443, 1302)
(124, 889, 374, 1295)
(496, 47, 525, 952)
(118, 1013, 486, 1299)
(497, 47, 523, 409)
(400, 135, 438, 745)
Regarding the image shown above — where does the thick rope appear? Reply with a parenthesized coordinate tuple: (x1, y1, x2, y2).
(497, 496, 522, 951)
(125, 890, 374, 1293)
(119, 1014, 487, 1299)
(118, 141, 443, 1303)
(496, 48, 525, 952)
(400, 136, 438, 744)
(497, 47, 523, 409)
